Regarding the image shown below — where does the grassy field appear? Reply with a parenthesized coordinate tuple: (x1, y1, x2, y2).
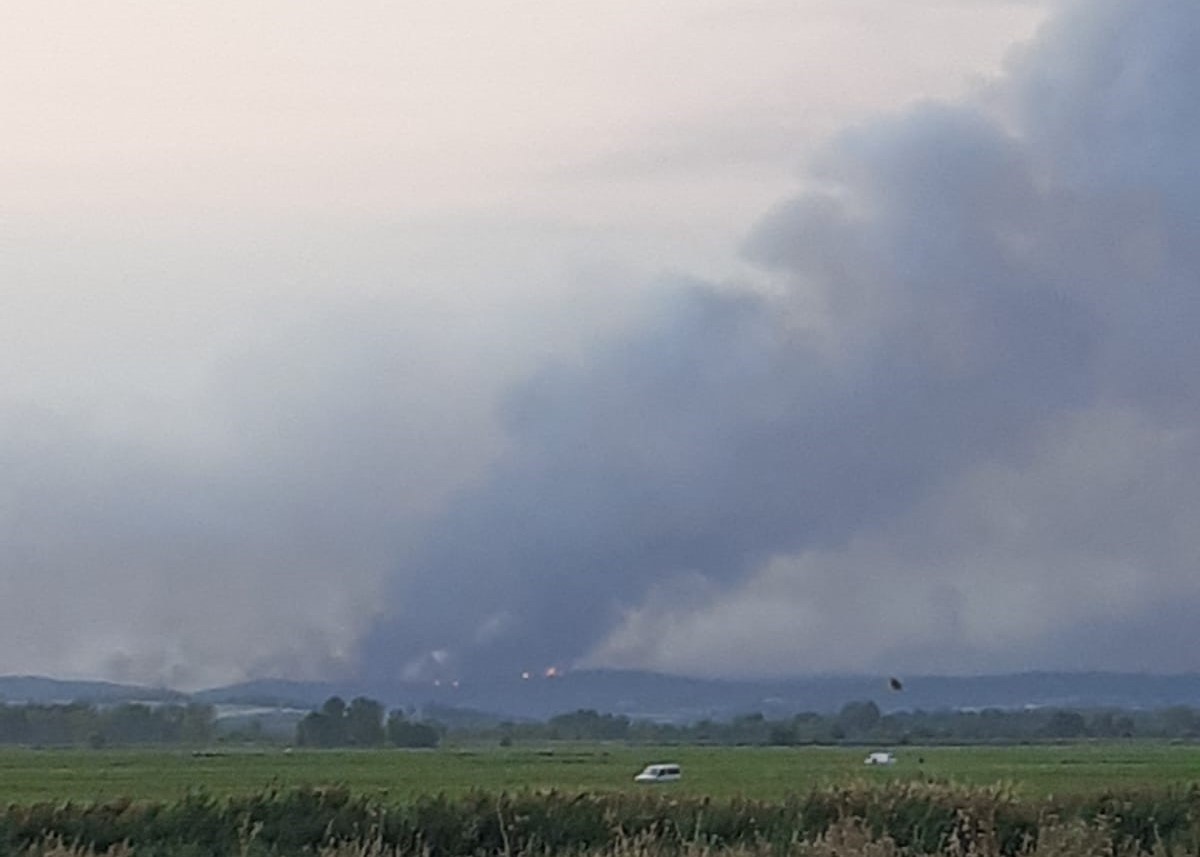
(2, 742, 1200, 805)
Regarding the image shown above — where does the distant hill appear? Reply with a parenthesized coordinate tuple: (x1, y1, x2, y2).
(11, 670, 1200, 721)
(193, 670, 1200, 722)
(193, 679, 371, 709)
(0, 675, 186, 705)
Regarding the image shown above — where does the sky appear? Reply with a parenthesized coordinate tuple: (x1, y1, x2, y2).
(4, 0, 1197, 690)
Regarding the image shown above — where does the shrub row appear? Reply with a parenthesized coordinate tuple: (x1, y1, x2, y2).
(3, 783, 1200, 857)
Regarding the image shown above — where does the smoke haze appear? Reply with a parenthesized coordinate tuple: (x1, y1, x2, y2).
(6, 0, 1200, 687)
(367, 0, 1200, 680)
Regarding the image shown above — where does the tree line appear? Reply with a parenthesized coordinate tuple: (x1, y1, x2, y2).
(0, 702, 214, 747)
(476, 701, 1200, 745)
(6, 696, 1200, 748)
(295, 696, 442, 748)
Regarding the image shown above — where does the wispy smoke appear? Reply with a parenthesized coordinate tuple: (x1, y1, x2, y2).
(0, 298, 504, 688)
(364, 0, 1200, 679)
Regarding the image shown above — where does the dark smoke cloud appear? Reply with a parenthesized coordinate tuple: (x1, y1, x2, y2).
(363, 0, 1200, 679)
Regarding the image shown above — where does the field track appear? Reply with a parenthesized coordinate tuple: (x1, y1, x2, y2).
(2, 743, 1199, 804)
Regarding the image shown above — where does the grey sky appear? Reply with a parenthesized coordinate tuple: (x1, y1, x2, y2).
(20, 0, 1200, 689)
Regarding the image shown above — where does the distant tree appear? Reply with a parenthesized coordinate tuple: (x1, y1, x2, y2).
(1160, 706, 1198, 737)
(346, 697, 386, 746)
(0, 706, 30, 743)
(180, 704, 216, 744)
(323, 697, 349, 745)
(296, 696, 353, 747)
(105, 703, 158, 744)
(1043, 710, 1088, 739)
(1114, 715, 1135, 738)
(1089, 711, 1119, 738)
(693, 719, 718, 743)
(386, 711, 440, 748)
(767, 723, 798, 746)
(836, 701, 882, 737)
(296, 711, 332, 747)
(547, 709, 631, 741)
(728, 712, 770, 744)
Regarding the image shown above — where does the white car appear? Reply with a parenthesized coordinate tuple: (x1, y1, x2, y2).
(864, 751, 896, 766)
(634, 763, 682, 783)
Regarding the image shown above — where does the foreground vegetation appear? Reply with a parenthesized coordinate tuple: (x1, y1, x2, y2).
(4, 745, 1200, 855)
(6, 780, 1200, 856)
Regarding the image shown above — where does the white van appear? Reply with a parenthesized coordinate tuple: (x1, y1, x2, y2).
(634, 763, 682, 783)
(864, 751, 896, 766)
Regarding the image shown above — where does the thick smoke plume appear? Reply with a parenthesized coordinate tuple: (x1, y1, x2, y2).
(4, 0, 1198, 688)
(363, 0, 1200, 680)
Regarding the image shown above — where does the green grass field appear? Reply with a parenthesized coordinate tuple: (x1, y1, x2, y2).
(2, 743, 1200, 805)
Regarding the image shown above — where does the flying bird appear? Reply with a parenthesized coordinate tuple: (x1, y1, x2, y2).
(888, 677, 904, 692)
